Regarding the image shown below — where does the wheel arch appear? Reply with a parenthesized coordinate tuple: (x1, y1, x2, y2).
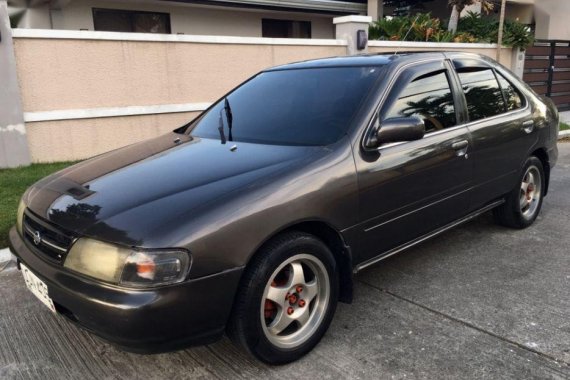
(531, 147, 551, 195)
(247, 220, 354, 304)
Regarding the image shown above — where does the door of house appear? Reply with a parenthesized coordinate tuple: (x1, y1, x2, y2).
(524, 40, 570, 111)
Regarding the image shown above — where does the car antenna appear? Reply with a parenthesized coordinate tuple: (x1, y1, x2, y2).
(393, 14, 420, 57)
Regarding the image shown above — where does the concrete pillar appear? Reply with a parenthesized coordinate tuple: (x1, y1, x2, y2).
(0, 1, 31, 168)
(18, 4, 52, 29)
(511, 47, 525, 79)
(367, 0, 383, 22)
(334, 16, 373, 56)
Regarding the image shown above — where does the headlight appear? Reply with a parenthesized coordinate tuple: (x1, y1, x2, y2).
(64, 238, 191, 288)
(16, 199, 26, 236)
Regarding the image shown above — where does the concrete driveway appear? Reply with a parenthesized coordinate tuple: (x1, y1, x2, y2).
(1, 144, 569, 380)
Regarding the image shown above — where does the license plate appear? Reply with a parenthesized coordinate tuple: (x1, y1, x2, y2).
(21, 264, 56, 313)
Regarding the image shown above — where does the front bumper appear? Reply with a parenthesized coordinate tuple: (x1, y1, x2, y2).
(8, 227, 243, 353)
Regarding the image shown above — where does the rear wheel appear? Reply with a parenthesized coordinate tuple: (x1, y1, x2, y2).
(227, 231, 338, 364)
(494, 156, 545, 229)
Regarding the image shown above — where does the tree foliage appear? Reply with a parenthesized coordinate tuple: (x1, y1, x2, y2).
(369, 11, 534, 49)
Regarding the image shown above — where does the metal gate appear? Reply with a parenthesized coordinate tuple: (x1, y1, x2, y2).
(524, 40, 570, 111)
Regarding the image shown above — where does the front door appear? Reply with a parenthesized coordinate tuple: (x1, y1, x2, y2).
(352, 60, 474, 264)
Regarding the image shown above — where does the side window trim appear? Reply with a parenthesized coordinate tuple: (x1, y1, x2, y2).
(491, 69, 510, 114)
(494, 69, 527, 110)
(444, 59, 469, 125)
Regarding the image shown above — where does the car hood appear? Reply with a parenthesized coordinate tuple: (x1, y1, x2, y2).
(25, 133, 325, 246)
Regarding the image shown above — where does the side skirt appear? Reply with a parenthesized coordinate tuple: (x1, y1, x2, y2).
(353, 199, 505, 274)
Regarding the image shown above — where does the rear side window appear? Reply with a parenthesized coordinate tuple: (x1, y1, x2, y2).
(384, 71, 456, 133)
(496, 72, 524, 111)
(457, 68, 505, 121)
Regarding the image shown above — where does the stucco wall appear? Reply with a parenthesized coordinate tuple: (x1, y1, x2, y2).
(13, 31, 346, 162)
(50, 0, 335, 38)
(14, 38, 344, 112)
(26, 111, 199, 162)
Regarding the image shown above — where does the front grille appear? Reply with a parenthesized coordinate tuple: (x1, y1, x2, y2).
(23, 211, 75, 264)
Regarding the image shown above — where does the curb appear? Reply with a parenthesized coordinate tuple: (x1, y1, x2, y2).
(0, 248, 14, 265)
(559, 130, 570, 139)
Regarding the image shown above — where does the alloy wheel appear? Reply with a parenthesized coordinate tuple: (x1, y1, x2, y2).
(260, 254, 330, 349)
(520, 165, 542, 219)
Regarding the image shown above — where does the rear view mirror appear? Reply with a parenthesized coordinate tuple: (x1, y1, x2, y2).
(366, 116, 425, 148)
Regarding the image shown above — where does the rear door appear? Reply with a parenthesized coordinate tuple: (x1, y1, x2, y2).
(351, 60, 474, 264)
(450, 58, 537, 210)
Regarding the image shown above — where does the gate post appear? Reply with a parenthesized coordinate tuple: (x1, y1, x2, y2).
(334, 16, 372, 56)
(0, 0, 31, 168)
(511, 47, 525, 79)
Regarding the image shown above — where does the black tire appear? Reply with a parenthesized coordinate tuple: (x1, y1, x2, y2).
(493, 156, 545, 229)
(227, 231, 338, 364)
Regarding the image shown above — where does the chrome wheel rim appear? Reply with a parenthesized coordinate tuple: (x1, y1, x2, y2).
(520, 165, 541, 219)
(260, 254, 330, 349)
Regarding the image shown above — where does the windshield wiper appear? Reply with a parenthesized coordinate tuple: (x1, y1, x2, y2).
(218, 109, 226, 144)
(217, 98, 233, 144)
(224, 98, 233, 142)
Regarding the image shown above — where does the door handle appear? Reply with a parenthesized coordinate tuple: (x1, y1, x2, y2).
(451, 140, 469, 158)
(452, 140, 468, 150)
(522, 120, 535, 134)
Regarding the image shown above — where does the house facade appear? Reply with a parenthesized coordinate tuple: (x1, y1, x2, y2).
(9, 0, 570, 41)
(11, 0, 366, 39)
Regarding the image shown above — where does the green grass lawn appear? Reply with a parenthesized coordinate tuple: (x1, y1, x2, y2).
(0, 162, 76, 248)
(561, 122, 570, 131)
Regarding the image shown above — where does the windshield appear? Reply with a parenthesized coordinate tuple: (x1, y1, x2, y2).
(189, 66, 383, 146)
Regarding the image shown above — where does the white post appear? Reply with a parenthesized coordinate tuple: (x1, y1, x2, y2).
(334, 15, 373, 56)
(0, 0, 31, 168)
(511, 47, 525, 79)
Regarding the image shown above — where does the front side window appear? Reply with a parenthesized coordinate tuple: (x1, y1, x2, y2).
(384, 71, 456, 133)
(93, 8, 171, 34)
(190, 66, 383, 146)
(496, 72, 524, 111)
(457, 68, 505, 121)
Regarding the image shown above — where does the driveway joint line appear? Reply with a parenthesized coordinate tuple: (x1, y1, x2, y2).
(357, 279, 570, 368)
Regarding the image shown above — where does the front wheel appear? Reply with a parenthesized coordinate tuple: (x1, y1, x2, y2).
(227, 231, 338, 364)
(494, 156, 545, 229)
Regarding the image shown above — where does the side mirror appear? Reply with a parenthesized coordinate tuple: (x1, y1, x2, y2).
(366, 116, 425, 148)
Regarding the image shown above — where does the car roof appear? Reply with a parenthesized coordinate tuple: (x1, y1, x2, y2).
(266, 51, 491, 71)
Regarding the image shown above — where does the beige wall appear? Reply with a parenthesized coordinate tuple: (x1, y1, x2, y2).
(13, 35, 345, 162)
(26, 112, 199, 162)
(14, 38, 345, 112)
(50, 0, 335, 38)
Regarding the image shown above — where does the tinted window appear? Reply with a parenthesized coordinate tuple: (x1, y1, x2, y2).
(385, 71, 456, 133)
(93, 9, 171, 34)
(190, 67, 382, 146)
(262, 19, 311, 38)
(457, 68, 505, 121)
(496, 72, 524, 111)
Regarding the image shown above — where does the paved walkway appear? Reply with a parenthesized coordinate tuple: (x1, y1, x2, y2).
(1, 144, 569, 379)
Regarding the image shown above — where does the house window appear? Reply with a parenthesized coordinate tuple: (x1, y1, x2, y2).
(262, 19, 311, 38)
(93, 8, 171, 34)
